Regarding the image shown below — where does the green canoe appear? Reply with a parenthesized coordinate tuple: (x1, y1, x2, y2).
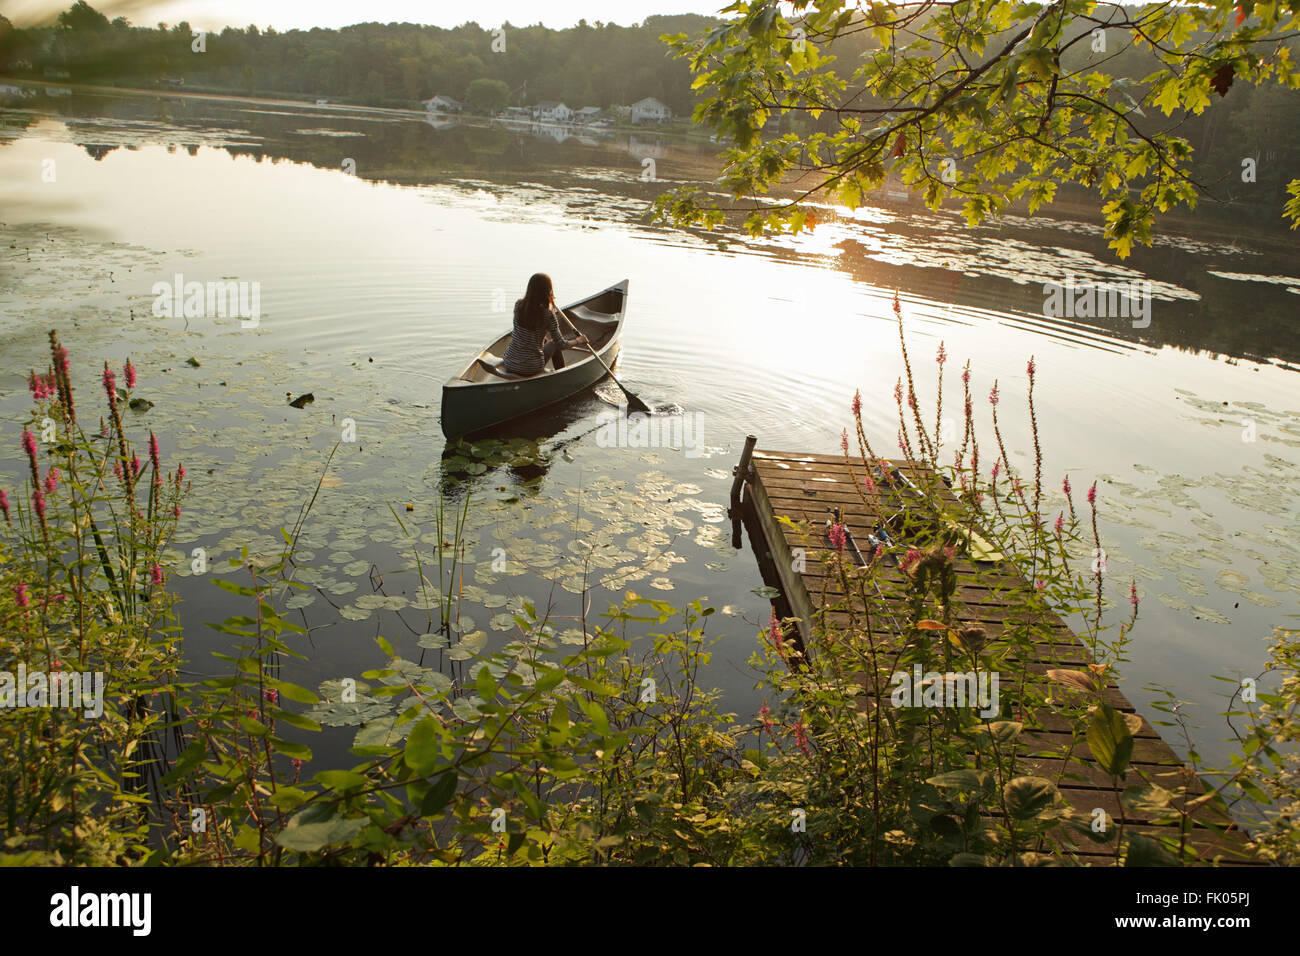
(441, 279, 630, 438)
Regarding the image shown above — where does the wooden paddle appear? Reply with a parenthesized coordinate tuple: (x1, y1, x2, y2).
(555, 306, 651, 415)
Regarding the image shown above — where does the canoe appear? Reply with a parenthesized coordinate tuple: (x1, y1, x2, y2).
(441, 279, 630, 438)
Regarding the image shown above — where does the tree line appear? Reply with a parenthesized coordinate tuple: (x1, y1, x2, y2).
(0, 2, 713, 114)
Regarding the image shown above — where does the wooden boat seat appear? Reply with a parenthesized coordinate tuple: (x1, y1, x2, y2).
(568, 306, 619, 324)
(473, 351, 584, 381)
(474, 357, 528, 381)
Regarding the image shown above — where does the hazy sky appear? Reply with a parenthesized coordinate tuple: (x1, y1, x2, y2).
(5, 0, 731, 30)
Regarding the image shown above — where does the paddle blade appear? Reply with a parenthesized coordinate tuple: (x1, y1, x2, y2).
(626, 394, 652, 415)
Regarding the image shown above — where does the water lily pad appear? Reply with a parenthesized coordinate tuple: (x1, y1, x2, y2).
(447, 630, 488, 660)
(353, 715, 412, 748)
(1189, 605, 1231, 624)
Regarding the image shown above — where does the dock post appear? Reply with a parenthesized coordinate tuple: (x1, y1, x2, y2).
(729, 434, 757, 548)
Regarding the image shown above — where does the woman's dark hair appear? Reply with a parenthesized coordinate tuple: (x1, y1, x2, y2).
(518, 273, 555, 332)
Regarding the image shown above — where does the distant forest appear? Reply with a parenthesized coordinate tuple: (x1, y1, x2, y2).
(0, 2, 716, 113)
(2, 2, 1297, 223)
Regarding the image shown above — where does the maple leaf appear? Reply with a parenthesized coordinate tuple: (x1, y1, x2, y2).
(892, 133, 906, 157)
(1210, 61, 1235, 97)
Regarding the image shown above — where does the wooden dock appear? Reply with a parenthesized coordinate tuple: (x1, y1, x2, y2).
(732, 444, 1258, 866)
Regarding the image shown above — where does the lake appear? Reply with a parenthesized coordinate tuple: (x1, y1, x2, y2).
(2, 86, 1298, 770)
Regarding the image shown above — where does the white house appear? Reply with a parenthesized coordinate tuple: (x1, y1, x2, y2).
(573, 106, 603, 124)
(423, 94, 463, 113)
(533, 100, 572, 123)
(630, 97, 672, 124)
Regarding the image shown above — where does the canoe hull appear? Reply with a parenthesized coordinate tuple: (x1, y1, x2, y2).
(441, 280, 628, 438)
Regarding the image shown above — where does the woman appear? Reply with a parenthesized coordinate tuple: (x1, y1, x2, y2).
(501, 273, 589, 376)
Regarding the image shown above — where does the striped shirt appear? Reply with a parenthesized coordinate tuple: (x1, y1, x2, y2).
(502, 299, 565, 376)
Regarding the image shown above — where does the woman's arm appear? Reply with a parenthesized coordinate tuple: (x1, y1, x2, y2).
(550, 305, 589, 348)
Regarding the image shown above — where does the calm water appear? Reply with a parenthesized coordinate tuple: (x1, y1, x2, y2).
(2, 87, 1298, 768)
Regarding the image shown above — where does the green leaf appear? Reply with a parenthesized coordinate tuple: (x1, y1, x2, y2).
(1088, 704, 1134, 776)
(1124, 833, 1179, 867)
(926, 770, 991, 794)
(269, 737, 312, 760)
(404, 716, 442, 775)
(420, 772, 457, 817)
(475, 666, 498, 703)
(276, 813, 367, 853)
(1002, 776, 1058, 820)
(268, 679, 320, 704)
(315, 770, 369, 792)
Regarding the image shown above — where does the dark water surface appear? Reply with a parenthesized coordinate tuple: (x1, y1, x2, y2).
(2, 88, 1297, 768)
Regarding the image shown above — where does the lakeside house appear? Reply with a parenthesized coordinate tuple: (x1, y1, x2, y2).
(423, 94, 463, 113)
(630, 97, 672, 124)
(499, 106, 532, 123)
(533, 100, 573, 123)
(573, 106, 604, 125)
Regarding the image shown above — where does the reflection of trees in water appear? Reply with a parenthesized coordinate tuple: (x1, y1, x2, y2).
(30, 90, 1300, 369)
(830, 229, 1300, 368)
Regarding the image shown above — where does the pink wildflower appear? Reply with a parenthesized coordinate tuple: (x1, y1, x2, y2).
(44, 468, 59, 495)
(263, 688, 279, 705)
(1129, 580, 1139, 613)
(991, 459, 1001, 480)
(32, 489, 45, 522)
(851, 390, 862, 417)
(863, 473, 875, 494)
(899, 548, 923, 575)
(758, 703, 774, 732)
(124, 358, 137, 390)
(792, 719, 812, 757)
(936, 342, 946, 365)
(961, 364, 970, 386)
(1027, 357, 1036, 379)
(989, 381, 1000, 406)
(21, 428, 38, 469)
(893, 380, 903, 405)
(829, 522, 846, 552)
(872, 543, 884, 563)
(841, 428, 849, 453)
(102, 364, 116, 402)
(768, 612, 785, 654)
(1062, 474, 1072, 496)
(891, 290, 902, 317)
(14, 584, 29, 608)
(150, 563, 163, 586)
(291, 758, 303, 773)
(112, 461, 122, 480)
(1087, 481, 1097, 505)
(173, 505, 181, 518)
(28, 372, 56, 401)
(0, 489, 8, 524)
(132, 455, 141, 477)
(1054, 512, 1064, 533)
